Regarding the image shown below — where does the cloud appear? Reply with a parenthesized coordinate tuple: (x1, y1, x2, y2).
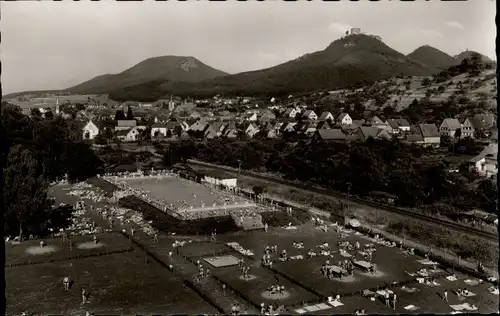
(327, 22, 353, 34)
(444, 21, 465, 30)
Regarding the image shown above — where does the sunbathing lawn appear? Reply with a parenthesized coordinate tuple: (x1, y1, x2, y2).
(214, 263, 319, 307)
(6, 249, 217, 315)
(6, 232, 132, 267)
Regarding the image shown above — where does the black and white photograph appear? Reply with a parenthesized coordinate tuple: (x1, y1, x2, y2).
(1, 0, 498, 315)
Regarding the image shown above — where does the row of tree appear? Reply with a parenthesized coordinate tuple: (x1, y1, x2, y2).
(164, 139, 497, 216)
(2, 102, 103, 239)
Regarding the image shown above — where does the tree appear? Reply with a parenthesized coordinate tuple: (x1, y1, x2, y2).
(31, 108, 42, 118)
(252, 185, 266, 200)
(46, 204, 74, 236)
(44, 111, 54, 120)
(3, 145, 52, 239)
(421, 77, 432, 87)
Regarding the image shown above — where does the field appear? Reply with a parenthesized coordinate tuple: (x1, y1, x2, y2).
(122, 176, 250, 210)
(6, 95, 98, 109)
(6, 249, 217, 315)
(5, 232, 132, 267)
(214, 263, 319, 307)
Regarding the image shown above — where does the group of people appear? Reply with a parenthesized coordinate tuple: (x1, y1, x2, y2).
(240, 266, 251, 280)
(195, 260, 211, 282)
(266, 284, 286, 295)
(383, 292, 397, 310)
(260, 302, 284, 315)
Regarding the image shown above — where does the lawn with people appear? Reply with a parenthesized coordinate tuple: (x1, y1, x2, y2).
(6, 249, 217, 315)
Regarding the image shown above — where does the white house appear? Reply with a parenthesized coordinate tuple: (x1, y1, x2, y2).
(203, 170, 238, 188)
(244, 123, 260, 138)
(151, 123, 168, 138)
(284, 108, 299, 118)
(117, 126, 146, 142)
(337, 113, 353, 125)
(82, 120, 99, 140)
(245, 112, 258, 122)
(439, 118, 462, 138)
(469, 143, 498, 178)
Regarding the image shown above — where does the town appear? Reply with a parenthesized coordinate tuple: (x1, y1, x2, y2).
(3, 1, 498, 315)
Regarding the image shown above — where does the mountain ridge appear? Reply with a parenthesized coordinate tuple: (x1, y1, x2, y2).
(66, 55, 229, 94)
(407, 45, 459, 72)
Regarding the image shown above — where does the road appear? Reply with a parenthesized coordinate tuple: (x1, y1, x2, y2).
(187, 159, 498, 243)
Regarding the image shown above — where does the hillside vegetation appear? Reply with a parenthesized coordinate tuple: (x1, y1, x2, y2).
(107, 35, 438, 100)
(67, 56, 228, 94)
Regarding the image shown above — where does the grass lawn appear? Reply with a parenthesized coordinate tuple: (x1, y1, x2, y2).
(273, 246, 427, 298)
(214, 263, 319, 307)
(6, 249, 217, 315)
(6, 232, 132, 267)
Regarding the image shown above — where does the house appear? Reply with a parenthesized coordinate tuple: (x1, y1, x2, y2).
(203, 170, 237, 188)
(151, 123, 168, 138)
(180, 121, 190, 132)
(439, 118, 461, 138)
(283, 108, 299, 118)
(271, 122, 284, 135)
(117, 126, 146, 142)
(387, 118, 410, 135)
(189, 111, 202, 120)
(115, 120, 137, 131)
(223, 128, 239, 139)
(82, 120, 100, 140)
(460, 118, 475, 139)
(418, 123, 440, 146)
(258, 110, 276, 123)
(189, 119, 209, 132)
(245, 112, 258, 122)
(280, 122, 297, 133)
(318, 111, 334, 122)
(316, 120, 331, 130)
(204, 122, 226, 139)
(369, 116, 387, 128)
(337, 113, 353, 125)
(313, 129, 346, 142)
(267, 129, 278, 139)
(302, 110, 318, 121)
(244, 122, 260, 138)
(468, 143, 498, 178)
(356, 126, 383, 142)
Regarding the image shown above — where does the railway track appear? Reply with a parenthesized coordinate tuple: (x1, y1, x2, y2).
(187, 159, 498, 242)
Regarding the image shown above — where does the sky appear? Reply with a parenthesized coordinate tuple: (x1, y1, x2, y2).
(1, 0, 496, 95)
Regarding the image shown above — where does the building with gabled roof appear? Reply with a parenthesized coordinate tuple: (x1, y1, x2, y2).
(439, 118, 461, 138)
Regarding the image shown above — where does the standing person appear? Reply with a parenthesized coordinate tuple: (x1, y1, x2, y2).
(222, 283, 226, 295)
(264, 222, 268, 232)
(81, 289, 87, 305)
(93, 235, 97, 244)
(385, 292, 390, 307)
(153, 233, 159, 243)
(392, 293, 397, 310)
(443, 290, 448, 302)
(260, 303, 265, 314)
(63, 277, 70, 291)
